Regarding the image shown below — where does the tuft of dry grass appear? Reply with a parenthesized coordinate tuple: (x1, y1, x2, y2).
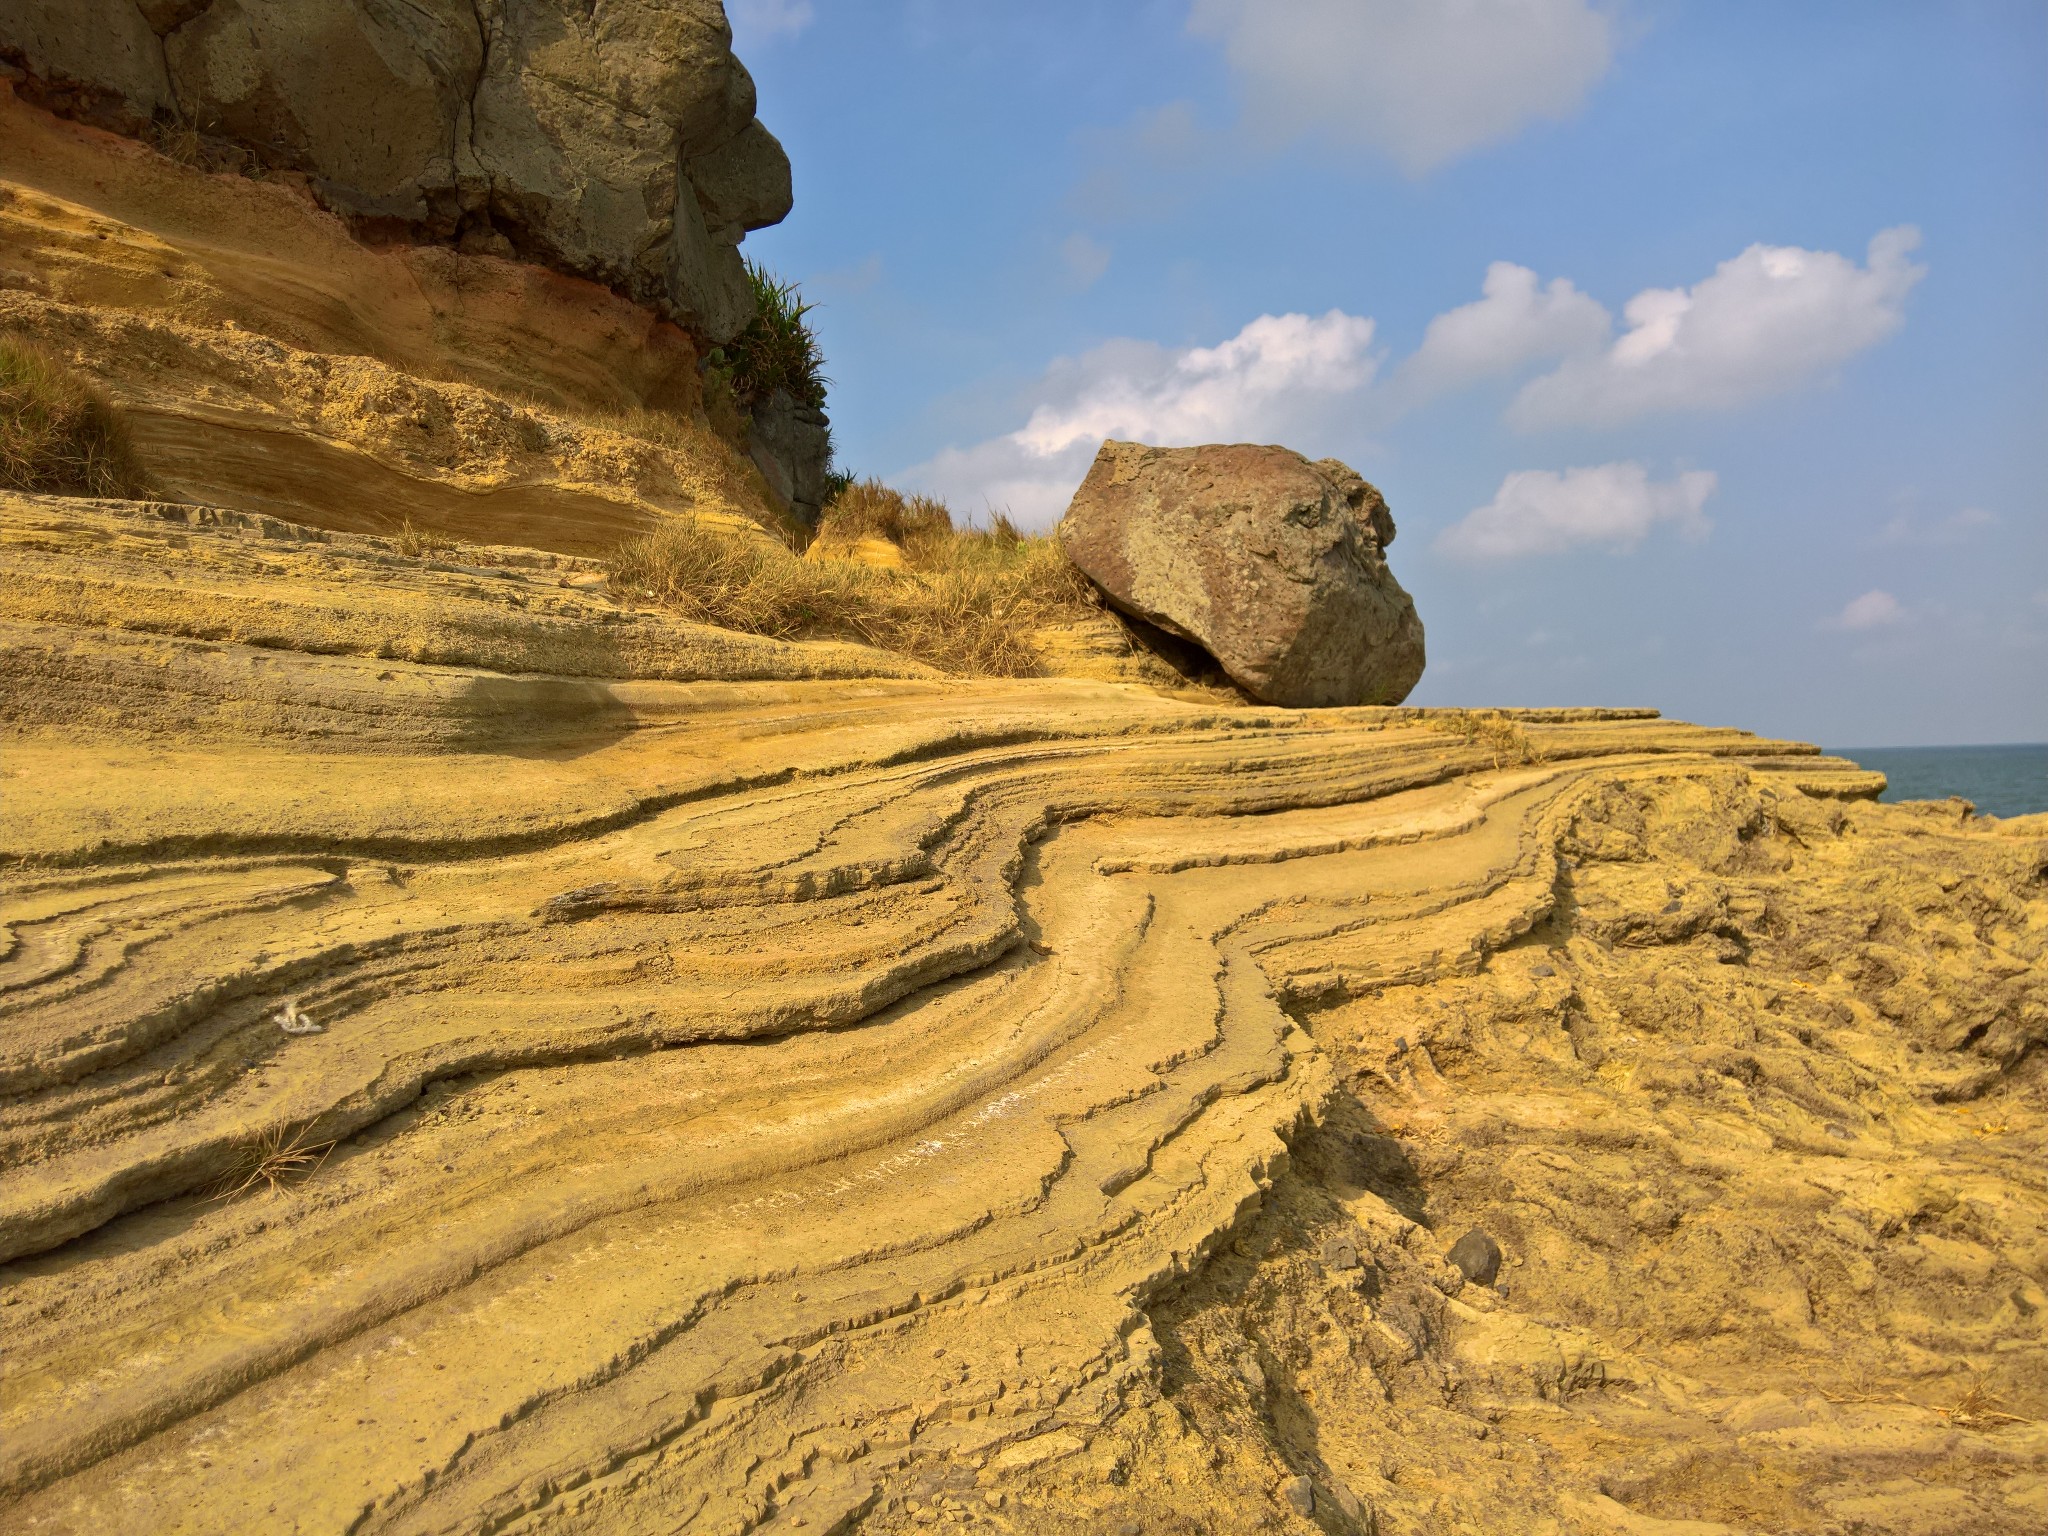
(813, 480, 1091, 597)
(1945, 1381, 2033, 1429)
(1427, 709, 1546, 769)
(1813, 1378, 2034, 1430)
(208, 1122, 336, 1202)
(610, 484, 1099, 677)
(0, 337, 149, 498)
(392, 517, 459, 558)
(813, 477, 959, 564)
(585, 404, 803, 546)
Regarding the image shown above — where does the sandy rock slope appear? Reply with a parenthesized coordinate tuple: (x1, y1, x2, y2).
(0, 87, 788, 554)
(0, 79, 2043, 1536)
(2, 492, 2044, 1536)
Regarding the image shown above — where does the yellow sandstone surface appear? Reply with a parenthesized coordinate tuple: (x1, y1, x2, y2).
(2, 89, 2046, 1536)
(0, 86, 778, 555)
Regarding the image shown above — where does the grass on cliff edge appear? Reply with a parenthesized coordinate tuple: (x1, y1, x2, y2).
(0, 338, 149, 498)
(610, 480, 1098, 676)
(716, 261, 829, 414)
(584, 402, 804, 543)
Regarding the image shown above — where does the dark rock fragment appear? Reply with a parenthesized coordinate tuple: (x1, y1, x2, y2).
(1446, 1228, 1503, 1286)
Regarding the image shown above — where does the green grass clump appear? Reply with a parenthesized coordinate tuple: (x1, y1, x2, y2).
(711, 261, 829, 414)
(696, 264, 834, 516)
(610, 484, 1099, 677)
(0, 338, 148, 498)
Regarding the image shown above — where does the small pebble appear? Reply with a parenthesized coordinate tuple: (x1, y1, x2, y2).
(1320, 1235, 1361, 1272)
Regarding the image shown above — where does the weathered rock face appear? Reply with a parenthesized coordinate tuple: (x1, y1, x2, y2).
(0, 0, 790, 341)
(746, 387, 832, 526)
(1057, 439, 1427, 707)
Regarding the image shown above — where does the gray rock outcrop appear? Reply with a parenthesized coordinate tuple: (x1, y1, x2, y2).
(1057, 440, 1426, 708)
(0, 0, 790, 341)
(745, 389, 831, 528)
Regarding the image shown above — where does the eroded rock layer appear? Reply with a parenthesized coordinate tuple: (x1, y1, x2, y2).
(0, 89, 808, 555)
(4, 488, 2043, 1535)
(0, 0, 790, 339)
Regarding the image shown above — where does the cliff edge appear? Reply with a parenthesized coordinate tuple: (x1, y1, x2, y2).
(1, 0, 791, 341)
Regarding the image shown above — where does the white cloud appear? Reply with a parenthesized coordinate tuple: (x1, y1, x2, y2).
(1060, 232, 1112, 291)
(1823, 590, 1907, 631)
(1397, 261, 1610, 399)
(1013, 311, 1378, 454)
(1187, 0, 1613, 175)
(1875, 505, 1996, 546)
(725, 0, 813, 41)
(1435, 462, 1716, 561)
(1509, 227, 1926, 429)
(900, 310, 1379, 528)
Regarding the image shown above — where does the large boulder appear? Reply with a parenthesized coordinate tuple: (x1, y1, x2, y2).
(0, 0, 791, 342)
(1057, 440, 1426, 707)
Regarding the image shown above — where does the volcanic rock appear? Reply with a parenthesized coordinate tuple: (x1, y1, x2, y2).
(1056, 440, 1426, 707)
(747, 387, 833, 526)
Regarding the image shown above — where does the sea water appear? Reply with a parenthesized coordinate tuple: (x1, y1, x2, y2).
(1830, 743, 2048, 819)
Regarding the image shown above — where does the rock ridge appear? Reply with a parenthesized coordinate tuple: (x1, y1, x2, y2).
(4, 478, 2041, 1533)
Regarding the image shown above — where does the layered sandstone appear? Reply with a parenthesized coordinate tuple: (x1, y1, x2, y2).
(1, 62, 2044, 1536)
(0, 0, 790, 340)
(0, 85, 798, 552)
(4, 484, 2044, 1534)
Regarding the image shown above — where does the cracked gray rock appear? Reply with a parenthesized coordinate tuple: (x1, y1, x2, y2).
(1058, 440, 1427, 708)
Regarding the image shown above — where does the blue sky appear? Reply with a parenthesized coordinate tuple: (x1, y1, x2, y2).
(728, 0, 2046, 746)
